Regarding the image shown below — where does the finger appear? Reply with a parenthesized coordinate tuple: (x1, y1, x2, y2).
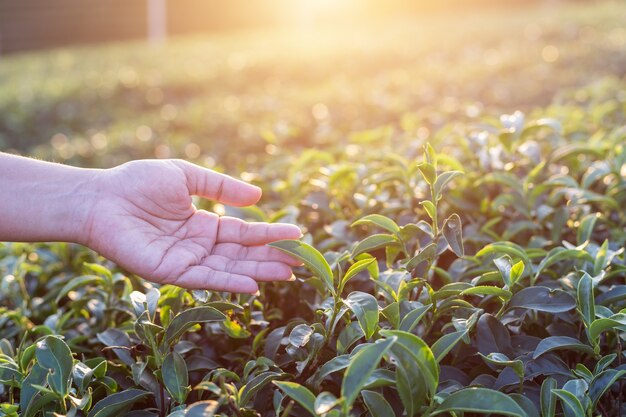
(172, 265, 259, 293)
(177, 160, 262, 206)
(203, 256, 294, 281)
(211, 243, 304, 266)
(217, 216, 302, 245)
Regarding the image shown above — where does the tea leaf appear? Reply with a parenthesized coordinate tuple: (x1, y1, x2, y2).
(431, 387, 527, 416)
(35, 336, 73, 397)
(508, 287, 576, 313)
(341, 336, 396, 411)
(532, 336, 595, 359)
(164, 306, 226, 345)
(362, 390, 396, 417)
(352, 234, 399, 258)
(344, 291, 380, 339)
(351, 214, 400, 234)
(87, 389, 151, 417)
(269, 240, 335, 296)
(442, 213, 464, 257)
(162, 351, 189, 404)
(273, 381, 317, 416)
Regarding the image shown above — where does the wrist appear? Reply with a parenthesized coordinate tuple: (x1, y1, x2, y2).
(64, 167, 106, 246)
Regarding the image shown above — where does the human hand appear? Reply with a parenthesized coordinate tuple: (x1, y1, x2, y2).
(82, 159, 302, 294)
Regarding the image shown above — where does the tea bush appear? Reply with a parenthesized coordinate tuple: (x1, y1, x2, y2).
(1, 3, 626, 417)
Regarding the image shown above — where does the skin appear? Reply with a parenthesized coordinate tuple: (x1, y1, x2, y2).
(0, 152, 302, 294)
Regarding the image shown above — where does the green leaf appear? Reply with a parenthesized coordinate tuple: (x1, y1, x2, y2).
(494, 256, 513, 288)
(589, 313, 626, 342)
(340, 258, 375, 293)
(379, 330, 438, 415)
(399, 304, 431, 332)
(540, 377, 557, 417)
(508, 287, 576, 313)
(35, 336, 73, 397)
(362, 390, 396, 417)
(352, 234, 398, 258)
(344, 291, 380, 339)
(351, 214, 400, 234)
(479, 353, 524, 378)
(577, 272, 595, 328)
(341, 337, 397, 410)
(55, 275, 105, 304)
(588, 369, 626, 408)
(289, 324, 314, 347)
(551, 389, 586, 417)
(405, 242, 437, 271)
(593, 239, 609, 275)
(162, 351, 189, 404)
(433, 171, 463, 201)
(534, 248, 593, 282)
(431, 330, 467, 362)
(431, 387, 527, 417)
(577, 213, 600, 245)
(164, 306, 226, 346)
(417, 162, 437, 185)
(381, 302, 400, 329)
(420, 201, 437, 222)
(20, 364, 48, 417)
(476, 242, 532, 276)
(87, 389, 151, 417)
(269, 240, 335, 296)
(442, 213, 464, 257)
(532, 336, 595, 359)
(239, 371, 282, 406)
(273, 381, 316, 416)
(460, 285, 512, 299)
(314, 391, 338, 415)
(185, 400, 219, 417)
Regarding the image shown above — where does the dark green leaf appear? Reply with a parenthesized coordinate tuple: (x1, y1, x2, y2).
(508, 287, 576, 313)
(289, 324, 314, 347)
(433, 171, 463, 201)
(87, 389, 151, 417)
(164, 306, 226, 345)
(442, 214, 464, 257)
(431, 330, 467, 362)
(341, 336, 396, 410)
(540, 377, 557, 417)
(274, 381, 316, 416)
(533, 336, 595, 359)
(35, 336, 73, 397)
(431, 387, 527, 416)
(162, 351, 189, 404)
(361, 390, 395, 417)
(344, 291, 379, 339)
(589, 313, 626, 342)
(551, 389, 585, 417)
(399, 304, 431, 332)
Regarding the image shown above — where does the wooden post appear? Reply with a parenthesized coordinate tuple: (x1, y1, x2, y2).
(147, 0, 167, 44)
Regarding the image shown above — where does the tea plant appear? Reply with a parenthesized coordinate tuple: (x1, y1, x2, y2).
(2, 3, 626, 415)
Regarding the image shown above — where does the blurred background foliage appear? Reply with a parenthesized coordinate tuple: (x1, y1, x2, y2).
(0, 1, 624, 175)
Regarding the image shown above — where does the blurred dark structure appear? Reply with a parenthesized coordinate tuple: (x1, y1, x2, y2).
(0, 0, 601, 55)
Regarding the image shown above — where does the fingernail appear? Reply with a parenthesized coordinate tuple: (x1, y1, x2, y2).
(288, 274, 297, 281)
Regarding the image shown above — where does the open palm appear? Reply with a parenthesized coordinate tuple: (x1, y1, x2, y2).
(84, 159, 301, 293)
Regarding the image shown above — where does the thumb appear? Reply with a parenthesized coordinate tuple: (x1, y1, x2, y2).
(177, 160, 262, 206)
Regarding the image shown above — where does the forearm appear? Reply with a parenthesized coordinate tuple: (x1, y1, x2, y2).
(0, 152, 101, 244)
